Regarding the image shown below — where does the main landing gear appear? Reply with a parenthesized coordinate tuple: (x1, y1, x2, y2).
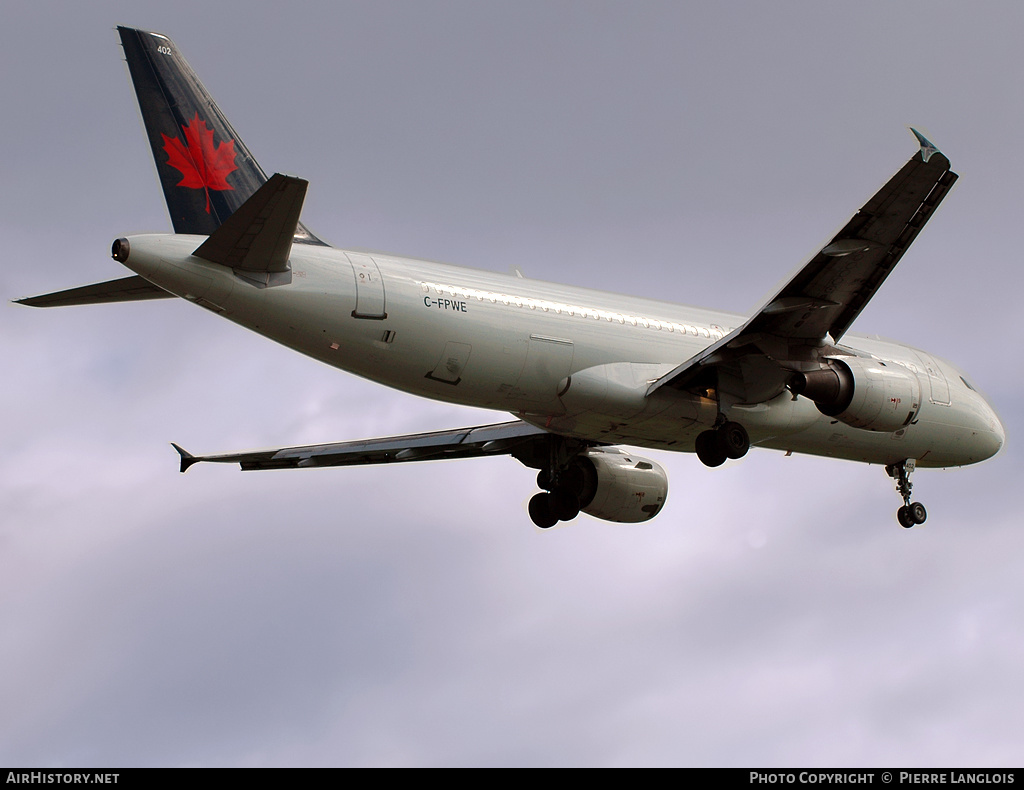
(886, 459, 928, 528)
(529, 465, 585, 529)
(525, 436, 593, 530)
(695, 420, 750, 468)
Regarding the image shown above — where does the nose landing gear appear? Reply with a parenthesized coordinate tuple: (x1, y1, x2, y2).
(886, 459, 928, 528)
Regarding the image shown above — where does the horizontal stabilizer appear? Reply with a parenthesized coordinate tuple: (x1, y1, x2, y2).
(15, 275, 173, 307)
(192, 173, 308, 273)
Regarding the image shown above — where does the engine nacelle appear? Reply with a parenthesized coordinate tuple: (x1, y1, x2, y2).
(793, 356, 921, 433)
(569, 448, 668, 523)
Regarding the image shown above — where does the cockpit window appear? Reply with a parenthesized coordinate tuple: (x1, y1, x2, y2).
(960, 376, 976, 392)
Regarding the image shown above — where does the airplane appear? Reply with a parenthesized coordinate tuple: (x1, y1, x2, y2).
(16, 26, 1005, 530)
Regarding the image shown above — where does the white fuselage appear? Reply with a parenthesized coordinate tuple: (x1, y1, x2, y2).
(121, 233, 1004, 470)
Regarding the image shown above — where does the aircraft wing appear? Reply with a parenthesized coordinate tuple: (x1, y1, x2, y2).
(15, 275, 174, 307)
(173, 420, 558, 473)
(648, 129, 958, 402)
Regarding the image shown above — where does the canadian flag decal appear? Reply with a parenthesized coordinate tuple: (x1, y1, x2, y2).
(161, 113, 238, 212)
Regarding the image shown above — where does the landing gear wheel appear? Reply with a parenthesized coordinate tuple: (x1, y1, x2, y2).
(529, 493, 558, 529)
(897, 505, 915, 528)
(888, 460, 927, 528)
(695, 430, 727, 468)
(720, 421, 750, 459)
(550, 488, 580, 521)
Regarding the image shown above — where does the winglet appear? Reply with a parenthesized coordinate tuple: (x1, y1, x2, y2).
(171, 443, 201, 473)
(910, 127, 940, 163)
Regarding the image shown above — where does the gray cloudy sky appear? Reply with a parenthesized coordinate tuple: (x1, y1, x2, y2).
(2, 0, 1023, 768)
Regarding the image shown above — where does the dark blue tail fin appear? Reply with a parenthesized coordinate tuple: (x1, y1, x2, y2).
(117, 26, 323, 244)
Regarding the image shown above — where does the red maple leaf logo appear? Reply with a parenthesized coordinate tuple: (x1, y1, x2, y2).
(161, 113, 238, 213)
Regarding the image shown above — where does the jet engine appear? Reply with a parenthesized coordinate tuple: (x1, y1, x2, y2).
(576, 448, 668, 522)
(530, 447, 668, 527)
(792, 357, 921, 433)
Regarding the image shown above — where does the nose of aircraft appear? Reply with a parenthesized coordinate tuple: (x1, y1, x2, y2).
(974, 396, 1006, 461)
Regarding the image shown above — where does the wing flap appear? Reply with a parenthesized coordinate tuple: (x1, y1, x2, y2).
(15, 275, 173, 307)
